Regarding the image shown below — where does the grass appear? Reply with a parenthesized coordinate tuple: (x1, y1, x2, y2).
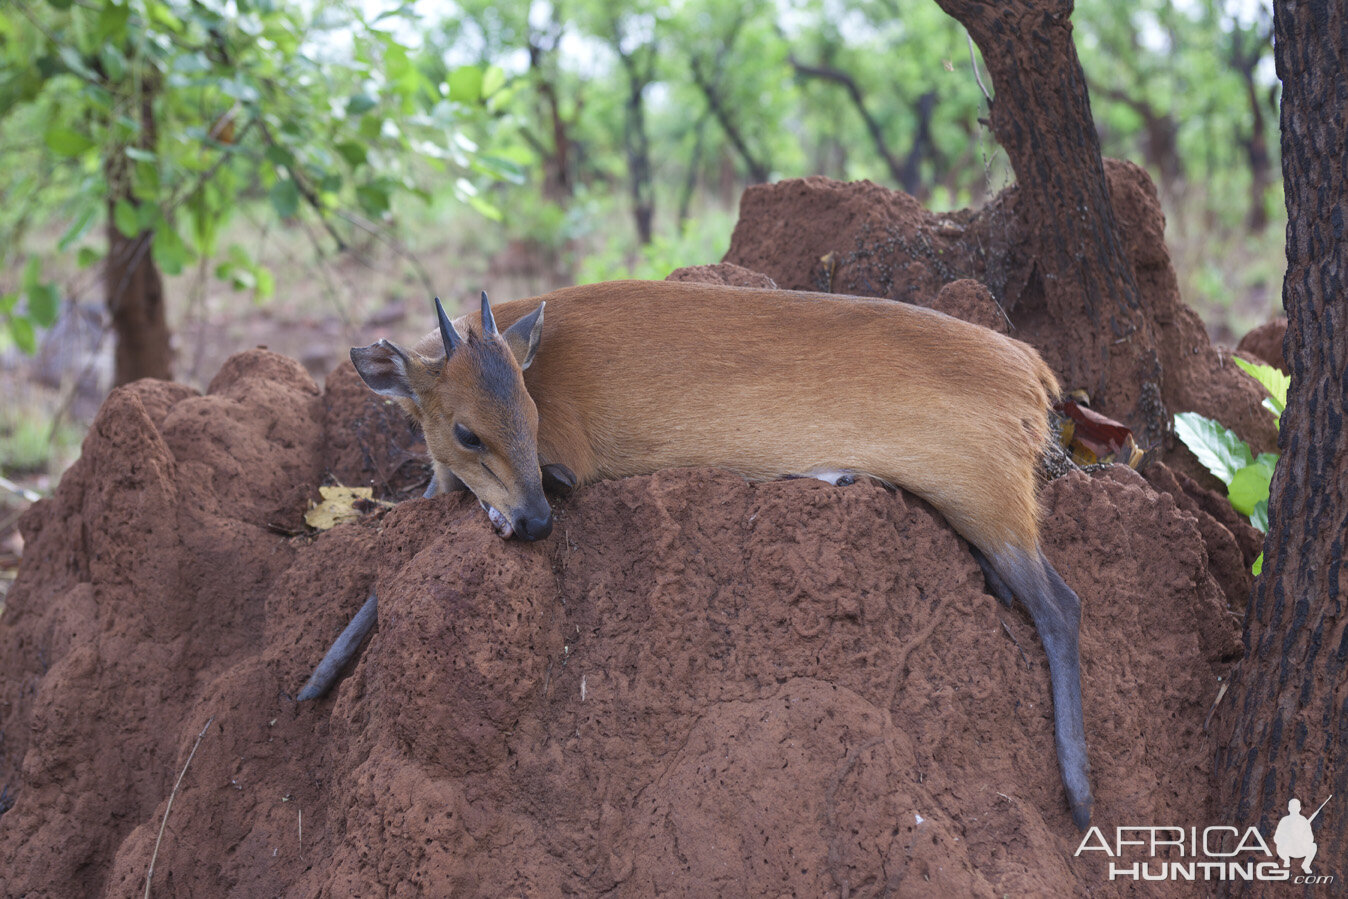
(0, 385, 83, 480)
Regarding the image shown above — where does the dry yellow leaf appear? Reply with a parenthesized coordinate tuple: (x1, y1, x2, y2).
(305, 486, 384, 531)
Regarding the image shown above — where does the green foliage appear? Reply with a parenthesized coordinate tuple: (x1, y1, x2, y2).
(1173, 357, 1288, 574)
(0, 0, 514, 351)
(1232, 356, 1288, 423)
(2, 0, 1285, 357)
(0, 399, 82, 477)
(577, 207, 737, 283)
(1172, 412, 1255, 486)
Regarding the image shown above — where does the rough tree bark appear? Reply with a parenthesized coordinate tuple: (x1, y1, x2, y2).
(104, 80, 171, 385)
(933, 0, 1167, 445)
(1215, 0, 1348, 877)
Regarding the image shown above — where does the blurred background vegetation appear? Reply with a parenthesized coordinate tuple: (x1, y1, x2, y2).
(0, 0, 1281, 500)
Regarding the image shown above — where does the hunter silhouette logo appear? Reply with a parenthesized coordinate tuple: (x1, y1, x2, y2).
(1274, 795, 1331, 874)
(1075, 792, 1336, 884)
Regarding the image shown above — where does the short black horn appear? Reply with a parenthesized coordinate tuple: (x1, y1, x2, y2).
(481, 289, 498, 336)
(435, 296, 463, 356)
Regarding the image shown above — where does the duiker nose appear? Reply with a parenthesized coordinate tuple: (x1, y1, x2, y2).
(514, 511, 553, 541)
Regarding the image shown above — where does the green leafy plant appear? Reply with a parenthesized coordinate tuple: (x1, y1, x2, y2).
(1173, 357, 1289, 575)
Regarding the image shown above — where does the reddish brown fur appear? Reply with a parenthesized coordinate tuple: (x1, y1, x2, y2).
(408, 280, 1059, 559)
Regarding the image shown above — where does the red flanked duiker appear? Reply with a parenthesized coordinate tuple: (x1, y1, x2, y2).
(339, 279, 1093, 829)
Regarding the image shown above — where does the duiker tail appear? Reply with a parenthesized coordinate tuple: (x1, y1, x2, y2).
(985, 546, 1093, 829)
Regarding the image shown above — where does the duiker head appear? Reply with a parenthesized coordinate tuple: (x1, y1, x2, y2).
(351, 291, 551, 540)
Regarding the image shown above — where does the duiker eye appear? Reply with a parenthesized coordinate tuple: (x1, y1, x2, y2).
(454, 423, 483, 450)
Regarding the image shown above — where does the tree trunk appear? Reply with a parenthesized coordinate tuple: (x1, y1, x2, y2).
(677, 113, 709, 229)
(528, 38, 575, 204)
(1215, 0, 1348, 874)
(933, 0, 1167, 445)
(1234, 54, 1273, 234)
(691, 58, 771, 185)
(898, 90, 940, 201)
(620, 52, 655, 246)
(104, 83, 171, 384)
(788, 57, 912, 194)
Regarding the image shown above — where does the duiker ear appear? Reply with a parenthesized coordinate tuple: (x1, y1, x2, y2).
(351, 339, 418, 400)
(503, 301, 545, 370)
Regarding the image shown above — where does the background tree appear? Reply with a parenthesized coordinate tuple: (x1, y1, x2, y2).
(1215, 0, 1348, 866)
(932, 0, 1165, 443)
(0, 0, 510, 384)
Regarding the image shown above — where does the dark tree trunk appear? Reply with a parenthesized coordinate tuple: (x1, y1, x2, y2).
(1215, 0, 1348, 874)
(677, 113, 709, 229)
(619, 50, 655, 246)
(1228, 22, 1275, 234)
(1090, 81, 1184, 195)
(788, 57, 913, 194)
(898, 90, 941, 200)
(104, 84, 171, 385)
(527, 37, 575, 204)
(691, 58, 771, 185)
(933, 0, 1167, 445)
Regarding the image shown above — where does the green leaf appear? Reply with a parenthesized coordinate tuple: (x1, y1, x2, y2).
(269, 179, 300, 219)
(1232, 356, 1288, 417)
(152, 224, 190, 275)
(0, 292, 17, 315)
(470, 154, 527, 185)
(1173, 412, 1254, 485)
(76, 247, 103, 268)
(98, 44, 127, 82)
(355, 182, 390, 217)
(113, 198, 140, 238)
(1250, 500, 1269, 534)
(448, 65, 484, 103)
(58, 204, 99, 250)
(219, 77, 260, 104)
(45, 126, 96, 157)
(173, 52, 212, 74)
(335, 141, 368, 168)
(264, 144, 295, 168)
(254, 266, 275, 299)
(465, 193, 502, 221)
(481, 65, 506, 98)
(56, 46, 98, 81)
(96, 1, 131, 41)
(27, 282, 59, 328)
(21, 257, 41, 294)
(9, 316, 36, 355)
(1251, 552, 1264, 576)
(346, 93, 378, 116)
(1228, 454, 1276, 517)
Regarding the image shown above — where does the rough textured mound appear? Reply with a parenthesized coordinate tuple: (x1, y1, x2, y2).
(665, 261, 777, 288)
(1235, 317, 1289, 372)
(0, 348, 1246, 897)
(723, 162, 1278, 481)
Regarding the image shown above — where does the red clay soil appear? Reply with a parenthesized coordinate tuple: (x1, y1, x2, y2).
(0, 354, 1247, 897)
(1235, 317, 1289, 373)
(0, 183, 1274, 895)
